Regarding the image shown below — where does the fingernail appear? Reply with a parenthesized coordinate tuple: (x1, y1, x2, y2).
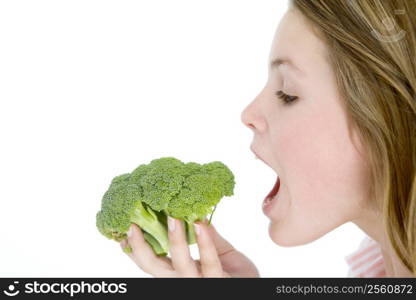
(168, 216, 176, 232)
(194, 223, 201, 235)
(127, 225, 133, 238)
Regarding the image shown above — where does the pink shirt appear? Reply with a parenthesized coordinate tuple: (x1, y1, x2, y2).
(344, 235, 386, 277)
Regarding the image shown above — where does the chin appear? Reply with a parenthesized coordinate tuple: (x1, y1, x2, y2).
(267, 221, 325, 247)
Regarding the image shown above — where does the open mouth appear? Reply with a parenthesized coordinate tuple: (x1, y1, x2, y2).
(264, 175, 280, 203)
(251, 146, 281, 209)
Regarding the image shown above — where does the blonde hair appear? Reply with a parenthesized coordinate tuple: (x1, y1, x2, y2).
(290, 0, 416, 276)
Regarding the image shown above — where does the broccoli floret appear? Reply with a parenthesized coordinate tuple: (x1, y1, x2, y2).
(96, 157, 235, 256)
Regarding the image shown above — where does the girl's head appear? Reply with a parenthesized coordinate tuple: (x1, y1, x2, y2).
(241, 0, 416, 275)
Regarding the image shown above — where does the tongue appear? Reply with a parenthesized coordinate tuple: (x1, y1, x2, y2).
(264, 176, 280, 201)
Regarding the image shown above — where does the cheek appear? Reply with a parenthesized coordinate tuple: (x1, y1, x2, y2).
(272, 104, 368, 216)
(267, 104, 369, 246)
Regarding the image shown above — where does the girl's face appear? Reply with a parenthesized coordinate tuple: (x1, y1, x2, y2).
(241, 8, 371, 246)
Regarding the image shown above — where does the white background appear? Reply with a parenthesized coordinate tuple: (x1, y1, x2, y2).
(0, 0, 365, 277)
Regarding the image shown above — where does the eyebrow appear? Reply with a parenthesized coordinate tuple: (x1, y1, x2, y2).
(270, 57, 301, 72)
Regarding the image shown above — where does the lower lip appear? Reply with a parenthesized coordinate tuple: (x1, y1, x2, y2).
(262, 176, 280, 216)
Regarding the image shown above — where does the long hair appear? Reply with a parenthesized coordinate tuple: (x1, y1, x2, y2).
(290, 0, 416, 275)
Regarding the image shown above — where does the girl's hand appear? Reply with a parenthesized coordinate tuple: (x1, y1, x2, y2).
(120, 218, 259, 277)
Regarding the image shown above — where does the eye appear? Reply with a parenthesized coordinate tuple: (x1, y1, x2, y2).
(275, 90, 298, 105)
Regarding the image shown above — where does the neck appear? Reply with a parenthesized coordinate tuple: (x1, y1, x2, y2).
(352, 207, 414, 277)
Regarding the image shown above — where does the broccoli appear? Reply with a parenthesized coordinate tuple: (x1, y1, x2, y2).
(96, 157, 235, 256)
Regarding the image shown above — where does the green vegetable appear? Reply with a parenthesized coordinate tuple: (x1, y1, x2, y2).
(96, 157, 235, 256)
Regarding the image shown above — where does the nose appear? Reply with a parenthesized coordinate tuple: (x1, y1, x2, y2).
(241, 106, 256, 131)
(241, 94, 264, 132)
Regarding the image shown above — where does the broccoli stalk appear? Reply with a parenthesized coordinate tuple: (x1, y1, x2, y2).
(128, 201, 169, 255)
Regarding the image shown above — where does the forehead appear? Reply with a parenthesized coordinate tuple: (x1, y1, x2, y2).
(269, 9, 328, 76)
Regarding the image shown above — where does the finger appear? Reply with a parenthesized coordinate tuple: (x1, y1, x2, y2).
(205, 221, 235, 256)
(167, 217, 199, 277)
(120, 240, 173, 268)
(125, 223, 175, 277)
(194, 222, 224, 277)
(124, 225, 174, 275)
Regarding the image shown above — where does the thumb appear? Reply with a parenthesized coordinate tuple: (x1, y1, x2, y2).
(201, 220, 235, 256)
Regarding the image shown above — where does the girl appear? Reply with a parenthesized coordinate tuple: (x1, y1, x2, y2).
(121, 0, 416, 277)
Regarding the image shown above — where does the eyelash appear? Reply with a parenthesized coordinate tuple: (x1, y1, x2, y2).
(275, 90, 299, 105)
